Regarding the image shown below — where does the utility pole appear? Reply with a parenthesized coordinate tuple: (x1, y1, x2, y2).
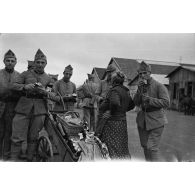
(179, 56, 182, 63)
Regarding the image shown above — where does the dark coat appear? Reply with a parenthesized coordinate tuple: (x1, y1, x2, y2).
(100, 84, 135, 120)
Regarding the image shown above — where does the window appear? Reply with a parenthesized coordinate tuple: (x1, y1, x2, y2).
(187, 82, 193, 97)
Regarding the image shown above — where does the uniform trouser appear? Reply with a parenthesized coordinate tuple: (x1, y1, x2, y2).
(0, 102, 16, 160)
(83, 107, 95, 132)
(11, 113, 45, 161)
(137, 125, 164, 162)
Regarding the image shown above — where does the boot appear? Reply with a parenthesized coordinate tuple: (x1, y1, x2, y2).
(143, 148, 151, 161)
(27, 142, 37, 162)
(10, 142, 22, 162)
(148, 149, 160, 162)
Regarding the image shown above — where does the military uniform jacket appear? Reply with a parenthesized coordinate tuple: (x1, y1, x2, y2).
(53, 79, 76, 111)
(133, 78, 170, 131)
(82, 81, 98, 108)
(0, 68, 20, 117)
(12, 70, 52, 116)
(95, 79, 112, 101)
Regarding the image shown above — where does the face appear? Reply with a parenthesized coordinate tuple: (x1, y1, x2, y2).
(4, 57, 17, 70)
(138, 71, 151, 81)
(34, 59, 47, 72)
(63, 70, 73, 81)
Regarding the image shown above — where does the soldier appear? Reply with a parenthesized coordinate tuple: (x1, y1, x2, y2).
(95, 65, 116, 104)
(53, 65, 77, 111)
(0, 50, 20, 160)
(95, 65, 116, 131)
(10, 49, 53, 161)
(133, 61, 170, 162)
(81, 74, 98, 132)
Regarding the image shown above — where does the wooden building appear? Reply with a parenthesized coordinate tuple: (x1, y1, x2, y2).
(166, 64, 195, 110)
(91, 67, 106, 84)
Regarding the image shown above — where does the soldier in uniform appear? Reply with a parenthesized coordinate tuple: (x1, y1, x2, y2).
(95, 65, 116, 104)
(133, 61, 170, 161)
(0, 50, 20, 160)
(81, 74, 98, 132)
(95, 65, 116, 131)
(10, 49, 53, 161)
(53, 65, 77, 112)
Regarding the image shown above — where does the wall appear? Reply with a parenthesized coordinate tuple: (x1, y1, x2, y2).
(169, 69, 195, 110)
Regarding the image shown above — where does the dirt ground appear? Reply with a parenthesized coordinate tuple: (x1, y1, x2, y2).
(127, 110, 195, 162)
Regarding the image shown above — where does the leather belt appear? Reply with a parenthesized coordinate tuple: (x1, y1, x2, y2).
(142, 107, 160, 112)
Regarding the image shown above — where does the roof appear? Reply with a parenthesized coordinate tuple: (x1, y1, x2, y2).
(109, 57, 140, 80)
(151, 74, 169, 85)
(111, 57, 178, 81)
(166, 64, 195, 78)
(137, 59, 179, 67)
(92, 67, 106, 80)
(129, 74, 170, 85)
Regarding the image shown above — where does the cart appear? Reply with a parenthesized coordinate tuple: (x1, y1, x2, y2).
(35, 93, 110, 162)
(36, 110, 86, 162)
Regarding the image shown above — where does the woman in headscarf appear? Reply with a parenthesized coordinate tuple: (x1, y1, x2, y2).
(98, 71, 135, 160)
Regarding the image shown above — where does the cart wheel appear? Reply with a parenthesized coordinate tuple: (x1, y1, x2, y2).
(36, 135, 53, 162)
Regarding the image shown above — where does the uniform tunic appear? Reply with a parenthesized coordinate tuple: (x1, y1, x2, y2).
(53, 79, 76, 111)
(0, 68, 20, 159)
(82, 81, 98, 131)
(133, 77, 170, 161)
(10, 70, 52, 161)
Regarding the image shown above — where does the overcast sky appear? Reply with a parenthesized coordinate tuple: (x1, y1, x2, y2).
(0, 33, 195, 86)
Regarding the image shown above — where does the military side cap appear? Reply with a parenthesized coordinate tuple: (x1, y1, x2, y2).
(138, 61, 151, 73)
(4, 50, 16, 59)
(34, 49, 47, 61)
(64, 64, 73, 71)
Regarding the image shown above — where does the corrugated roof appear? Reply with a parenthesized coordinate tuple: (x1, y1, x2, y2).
(166, 64, 195, 78)
(151, 74, 169, 85)
(112, 57, 178, 80)
(111, 57, 140, 80)
(92, 67, 106, 80)
(137, 59, 179, 67)
(182, 66, 195, 72)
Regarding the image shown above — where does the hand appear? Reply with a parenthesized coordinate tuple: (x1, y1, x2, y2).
(102, 111, 111, 119)
(138, 80, 147, 87)
(24, 84, 35, 90)
(142, 94, 150, 104)
(37, 88, 48, 96)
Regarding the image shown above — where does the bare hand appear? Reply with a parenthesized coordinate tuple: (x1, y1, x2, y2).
(142, 94, 150, 104)
(24, 84, 35, 90)
(138, 80, 147, 87)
